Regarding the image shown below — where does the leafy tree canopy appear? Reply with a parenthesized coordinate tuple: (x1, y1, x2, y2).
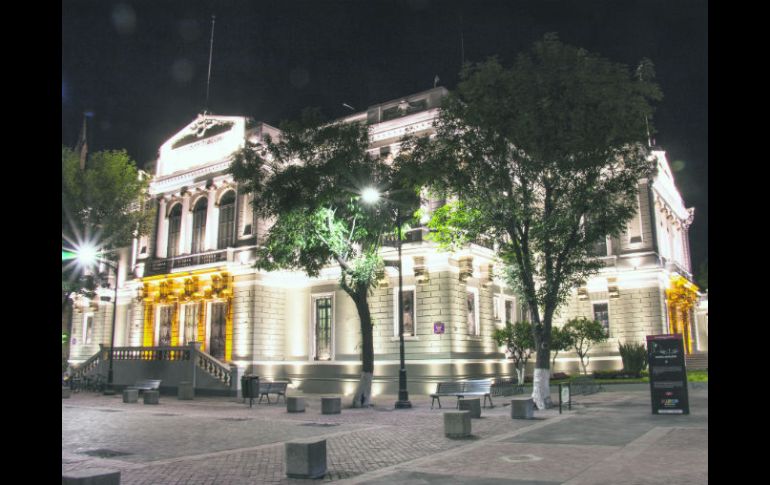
(62, 146, 153, 298)
(230, 108, 420, 295)
(62, 146, 153, 250)
(398, 33, 659, 356)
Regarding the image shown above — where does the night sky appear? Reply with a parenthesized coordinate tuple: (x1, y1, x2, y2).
(62, 0, 708, 283)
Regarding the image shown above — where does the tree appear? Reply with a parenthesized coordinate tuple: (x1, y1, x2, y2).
(563, 317, 608, 375)
(550, 325, 575, 372)
(399, 34, 660, 409)
(62, 146, 154, 363)
(230, 109, 419, 408)
(492, 321, 535, 385)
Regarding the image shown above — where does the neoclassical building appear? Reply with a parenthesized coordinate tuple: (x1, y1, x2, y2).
(67, 87, 704, 395)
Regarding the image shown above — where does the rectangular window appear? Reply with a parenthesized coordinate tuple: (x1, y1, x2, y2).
(209, 302, 227, 360)
(182, 303, 199, 345)
(504, 298, 515, 325)
(313, 295, 333, 361)
(83, 313, 94, 345)
(394, 287, 416, 337)
(493, 295, 500, 321)
(467, 288, 480, 336)
(627, 193, 644, 244)
(593, 302, 610, 336)
(158, 305, 173, 347)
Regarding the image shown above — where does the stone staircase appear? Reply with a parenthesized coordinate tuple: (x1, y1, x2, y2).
(685, 351, 708, 370)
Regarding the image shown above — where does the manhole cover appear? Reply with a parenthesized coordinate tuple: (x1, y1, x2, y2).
(80, 449, 132, 458)
(98, 409, 122, 413)
(300, 423, 339, 427)
(220, 417, 251, 421)
(152, 413, 178, 417)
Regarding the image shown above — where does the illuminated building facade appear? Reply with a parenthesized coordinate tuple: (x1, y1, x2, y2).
(67, 87, 703, 394)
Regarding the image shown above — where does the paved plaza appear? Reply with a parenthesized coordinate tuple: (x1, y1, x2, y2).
(62, 384, 708, 484)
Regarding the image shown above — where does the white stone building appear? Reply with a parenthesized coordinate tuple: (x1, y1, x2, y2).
(67, 87, 703, 394)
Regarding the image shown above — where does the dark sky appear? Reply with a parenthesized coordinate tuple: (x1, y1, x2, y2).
(62, 0, 708, 282)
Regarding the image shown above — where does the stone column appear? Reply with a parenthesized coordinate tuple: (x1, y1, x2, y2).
(180, 194, 192, 255)
(156, 198, 168, 258)
(205, 187, 218, 250)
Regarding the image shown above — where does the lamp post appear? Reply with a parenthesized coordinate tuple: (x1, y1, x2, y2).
(361, 187, 411, 409)
(75, 245, 120, 395)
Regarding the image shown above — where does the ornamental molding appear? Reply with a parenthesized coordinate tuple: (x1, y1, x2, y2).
(150, 159, 233, 195)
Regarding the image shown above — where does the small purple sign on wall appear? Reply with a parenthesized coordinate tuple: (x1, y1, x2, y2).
(433, 321, 445, 334)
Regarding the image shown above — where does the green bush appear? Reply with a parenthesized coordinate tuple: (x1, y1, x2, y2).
(618, 342, 648, 377)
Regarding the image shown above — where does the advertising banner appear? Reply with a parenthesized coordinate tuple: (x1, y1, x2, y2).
(646, 334, 689, 415)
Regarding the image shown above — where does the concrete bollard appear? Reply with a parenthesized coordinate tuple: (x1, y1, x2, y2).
(287, 396, 305, 413)
(123, 388, 139, 403)
(444, 410, 472, 438)
(321, 397, 341, 415)
(178, 381, 194, 400)
(62, 468, 120, 485)
(285, 438, 327, 479)
(62, 387, 72, 399)
(143, 390, 160, 405)
(511, 397, 534, 419)
(458, 398, 481, 418)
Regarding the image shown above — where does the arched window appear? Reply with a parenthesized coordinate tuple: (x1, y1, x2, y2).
(218, 191, 236, 249)
(191, 198, 208, 253)
(167, 204, 182, 258)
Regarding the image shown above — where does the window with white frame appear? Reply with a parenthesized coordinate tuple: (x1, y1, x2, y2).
(83, 313, 94, 345)
(493, 295, 500, 321)
(593, 302, 610, 336)
(312, 294, 334, 361)
(393, 286, 416, 336)
(503, 297, 516, 325)
(466, 287, 480, 336)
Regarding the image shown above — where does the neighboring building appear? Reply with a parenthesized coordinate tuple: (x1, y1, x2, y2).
(67, 87, 701, 394)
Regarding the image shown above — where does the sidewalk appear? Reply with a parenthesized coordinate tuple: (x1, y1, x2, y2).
(62, 385, 707, 484)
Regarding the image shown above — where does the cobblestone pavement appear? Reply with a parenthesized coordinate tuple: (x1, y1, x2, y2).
(62, 385, 707, 484)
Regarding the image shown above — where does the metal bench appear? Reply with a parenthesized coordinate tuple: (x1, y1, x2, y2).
(131, 379, 162, 394)
(258, 381, 288, 404)
(462, 380, 494, 408)
(430, 380, 494, 409)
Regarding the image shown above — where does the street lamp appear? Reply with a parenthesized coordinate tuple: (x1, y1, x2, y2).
(361, 187, 412, 409)
(75, 244, 120, 395)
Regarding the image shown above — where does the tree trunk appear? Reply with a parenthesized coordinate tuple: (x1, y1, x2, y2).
(532, 306, 554, 410)
(515, 365, 525, 386)
(351, 289, 374, 408)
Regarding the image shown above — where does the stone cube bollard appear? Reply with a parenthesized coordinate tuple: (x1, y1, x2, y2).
(123, 388, 139, 403)
(458, 398, 481, 418)
(287, 396, 305, 413)
(444, 410, 472, 438)
(143, 390, 160, 405)
(62, 387, 71, 399)
(178, 381, 194, 400)
(321, 396, 341, 415)
(62, 468, 120, 485)
(511, 397, 534, 419)
(285, 438, 327, 479)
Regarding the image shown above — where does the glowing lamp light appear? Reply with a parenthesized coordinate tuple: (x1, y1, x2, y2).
(361, 187, 381, 204)
(76, 244, 99, 267)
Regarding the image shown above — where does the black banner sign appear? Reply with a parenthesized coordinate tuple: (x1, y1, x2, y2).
(646, 334, 689, 415)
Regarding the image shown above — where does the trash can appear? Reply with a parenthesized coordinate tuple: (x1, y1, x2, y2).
(241, 375, 260, 407)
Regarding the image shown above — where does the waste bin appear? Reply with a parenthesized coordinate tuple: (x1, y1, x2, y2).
(241, 375, 260, 407)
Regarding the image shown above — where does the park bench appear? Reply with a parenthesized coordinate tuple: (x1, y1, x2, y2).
(430, 380, 494, 409)
(258, 381, 288, 404)
(130, 379, 162, 394)
(570, 376, 603, 395)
